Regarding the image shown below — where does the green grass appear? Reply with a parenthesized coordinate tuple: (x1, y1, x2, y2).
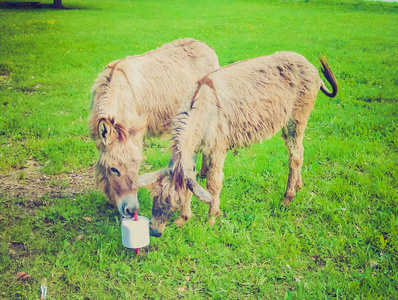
(1, 0, 398, 298)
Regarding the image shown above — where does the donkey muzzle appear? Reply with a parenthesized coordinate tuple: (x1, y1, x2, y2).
(118, 194, 140, 217)
(149, 224, 162, 238)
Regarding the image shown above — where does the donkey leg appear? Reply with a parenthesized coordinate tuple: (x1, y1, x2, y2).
(206, 151, 226, 226)
(176, 165, 196, 227)
(199, 153, 209, 178)
(281, 119, 306, 206)
(175, 192, 192, 227)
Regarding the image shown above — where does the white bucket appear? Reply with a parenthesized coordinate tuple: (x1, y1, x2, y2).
(121, 216, 150, 249)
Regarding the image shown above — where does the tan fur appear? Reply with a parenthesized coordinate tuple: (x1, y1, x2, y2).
(140, 51, 338, 235)
(88, 38, 220, 216)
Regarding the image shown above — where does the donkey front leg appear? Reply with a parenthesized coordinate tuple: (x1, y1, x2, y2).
(199, 153, 209, 178)
(175, 190, 193, 227)
(206, 150, 226, 226)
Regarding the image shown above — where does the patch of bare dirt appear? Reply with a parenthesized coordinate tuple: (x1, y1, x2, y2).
(0, 159, 96, 200)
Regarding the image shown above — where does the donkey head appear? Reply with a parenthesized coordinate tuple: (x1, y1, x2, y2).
(95, 113, 149, 217)
(136, 163, 212, 237)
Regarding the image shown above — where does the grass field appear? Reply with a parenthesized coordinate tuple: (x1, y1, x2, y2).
(1, 0, 397, 298)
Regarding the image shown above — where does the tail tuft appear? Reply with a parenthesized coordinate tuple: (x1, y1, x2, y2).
(319, 55, 338, 98)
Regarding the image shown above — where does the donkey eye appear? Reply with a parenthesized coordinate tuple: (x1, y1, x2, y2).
(110, 167, 120, 177)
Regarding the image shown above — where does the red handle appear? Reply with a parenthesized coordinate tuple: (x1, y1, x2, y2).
(134, 211, 139, 256)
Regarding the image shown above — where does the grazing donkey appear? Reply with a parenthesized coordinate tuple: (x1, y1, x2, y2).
(88, 38, 220, 217)
(136, 51, 338, 237)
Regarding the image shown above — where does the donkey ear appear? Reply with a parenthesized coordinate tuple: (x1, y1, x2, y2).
(186, 178, 212, 203)
(136, 168, 172, 188)
(98, 119, 112, 145)
(129, 112, 150, 137)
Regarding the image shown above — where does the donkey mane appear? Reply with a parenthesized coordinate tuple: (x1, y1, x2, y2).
(170, 76, 219, 191)
(90, 68, 112, 120)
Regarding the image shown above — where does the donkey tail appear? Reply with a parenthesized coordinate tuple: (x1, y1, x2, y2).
(319, 55, 338, 98)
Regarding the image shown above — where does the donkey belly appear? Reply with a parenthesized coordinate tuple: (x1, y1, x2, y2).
(225, 96, 293, 149)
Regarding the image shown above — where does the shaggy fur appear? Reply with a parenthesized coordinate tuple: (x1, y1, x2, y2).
(137, 52, 338, 236)
(88, 38, 220, 216)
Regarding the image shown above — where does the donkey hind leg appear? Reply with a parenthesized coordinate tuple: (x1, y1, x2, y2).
(175, 190, 193, 227)
(281, 119, 306, 206)
(199, 153, 209, 178)
(206, 151, 226, 226)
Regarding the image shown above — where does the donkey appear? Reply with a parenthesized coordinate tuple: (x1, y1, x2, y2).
(88, 38, 220, 217)
(135, 51, 338, 237)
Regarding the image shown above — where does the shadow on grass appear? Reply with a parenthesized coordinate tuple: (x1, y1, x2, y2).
(0, 1, 89, 10)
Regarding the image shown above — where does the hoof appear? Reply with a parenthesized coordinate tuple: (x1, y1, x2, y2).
(207, 217, 216, 226)
(207, 210, 220, 226)
(281, 197, 293, 207)
(296, 180, 303, 191)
